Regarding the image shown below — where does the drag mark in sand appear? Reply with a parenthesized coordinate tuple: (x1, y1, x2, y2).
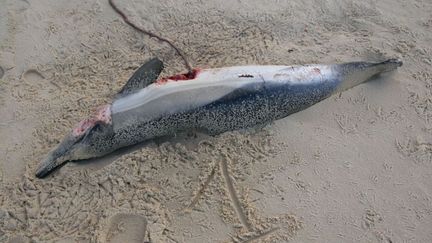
(220, 156, 252, 231)
(186, 164, 218, 211)
(241, 227, 280, 243)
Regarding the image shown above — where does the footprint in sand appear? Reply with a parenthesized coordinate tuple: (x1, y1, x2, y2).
(22, 69, 44, 82)
(105, 213, 147, 243)
(7, 235, 30, 243)
(54, 238, 75, 243)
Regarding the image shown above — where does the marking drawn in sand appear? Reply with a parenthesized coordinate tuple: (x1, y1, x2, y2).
(396, 137, 432, 164)
(0, 66, 4, 79)
(334, 113, 358, 134)
(104, 213, 147, 243)
(180, 134, 301, 242)
(185, 164, 218, 211)
(220, 156, 252, 231)
(409, 71, 432, 123)
(241, 227, 280, 243)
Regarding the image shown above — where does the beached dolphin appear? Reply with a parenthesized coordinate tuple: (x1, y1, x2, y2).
(35, 58, 402, 178)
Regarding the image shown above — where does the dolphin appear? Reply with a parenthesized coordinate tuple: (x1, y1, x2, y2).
(35, 58, 402, 178)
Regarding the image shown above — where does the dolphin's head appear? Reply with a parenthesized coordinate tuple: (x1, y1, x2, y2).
(35, 105, 113, 178)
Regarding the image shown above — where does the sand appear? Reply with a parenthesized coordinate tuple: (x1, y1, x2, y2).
(0, 0, 431, 242)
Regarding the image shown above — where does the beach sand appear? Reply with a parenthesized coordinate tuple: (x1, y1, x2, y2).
(1, 0, 431, 242)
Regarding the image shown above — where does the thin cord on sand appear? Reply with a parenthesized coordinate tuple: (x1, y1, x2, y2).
(108, 0, 193, 74)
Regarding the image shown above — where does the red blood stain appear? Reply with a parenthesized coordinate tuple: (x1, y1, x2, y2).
(72, 105, 112, 137)
(95, 105, 112, 124)
(73, 118, 97, 137)
(157, 68, 200, 84)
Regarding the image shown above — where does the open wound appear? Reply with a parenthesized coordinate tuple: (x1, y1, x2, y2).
(157, 69, 200, 84)
(72, 105, 112, 137)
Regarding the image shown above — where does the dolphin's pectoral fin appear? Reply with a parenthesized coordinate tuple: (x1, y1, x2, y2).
(116, 57, 164, 98)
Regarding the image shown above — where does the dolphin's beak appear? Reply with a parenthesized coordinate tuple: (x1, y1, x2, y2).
(35, 134, 78, 178)
(35, 152, 67, 178)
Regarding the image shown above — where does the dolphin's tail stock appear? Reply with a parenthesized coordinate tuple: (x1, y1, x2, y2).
(335, 59, 402, 92)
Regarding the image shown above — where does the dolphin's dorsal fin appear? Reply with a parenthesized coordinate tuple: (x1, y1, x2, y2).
(117, 58, 164, 97)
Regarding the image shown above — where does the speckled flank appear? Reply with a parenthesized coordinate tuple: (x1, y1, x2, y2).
(108, 64, 343, 152)
(111, 64, 339, 132)
(77, 59, 401, 174)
